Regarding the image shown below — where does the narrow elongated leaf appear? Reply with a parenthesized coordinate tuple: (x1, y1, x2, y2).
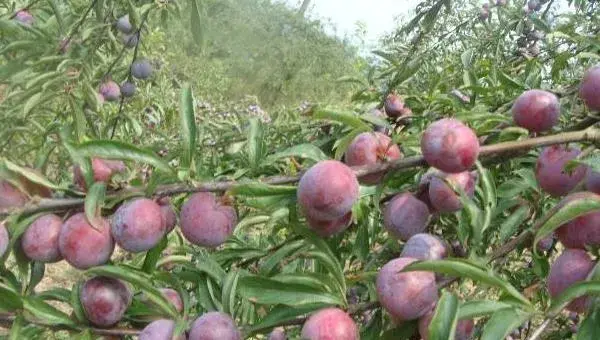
(312, 109, 371, 131)
(237, 276, 343, 306)
(190, 0, 204, 45)
(499, 205, 530, 242)
(458, 300, 514, 319)
(0, 283, 23, 311)
(428, 291, 459, 340)
(229, 183, 296, 197)
(247, 118, 266, 169)
(248, 303, 327, 334)
(179, 86, 196, 168)
(76, 140, 173, 174)
(24, 297, 75, 326)
(84, 182, 105, 231)
(480, 308, 530, 340)
(221, 270, 240, 316)
(2, 160, 62, 191)
(267, 144, 328, 163)
(548, 282, 600, 315)
(403, 260, 530, 306)
(578, 306, 600, 340)
(8, 314, 23, 340)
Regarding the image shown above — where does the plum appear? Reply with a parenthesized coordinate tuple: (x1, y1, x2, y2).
(535, 145, 586, 197)
(180, 193, 237, 248)
(384, 93, 405, 118)
(80, 276, 131, 327)
(115, 15, 133, 34)
(139, 319, 186, 340)
(58, 213, 114, 269)
(160, 288, 183, 313)
(384, 193, 430, 241)
(305, 211, 352, 237)
(376, 257, 438, 321)
(188, 312, 241, 340)
(301, 308, 359, 340)
(0, 223, 8, 258)
(400, 233, 448, 261)
(14, 10, 34, 26)
(421, 118, 479, 173)
(512, 89, 560, 133)
(428, 171, 477, 213)
(21, 214, 63, 263)
(111, 198, 165, 253)
(122, 33, 139, 48)
(157, 198, 177, 233)
(585, 170, 600, 194)
(297, 160, 359, 221)
(579, 65, 600, 112)
(547, 249, 595, 313)
(0, 180, 28, 210)
(345, 132, 402, 185)
(419, 308, 474, 340)
(99, 81, 121, 102)
(121, 82, 136, 98)
(268, 327, 286, 340)
(73, 158, 126, 190)
(131, 60, 153, 80)
(555, 192, 600, 249)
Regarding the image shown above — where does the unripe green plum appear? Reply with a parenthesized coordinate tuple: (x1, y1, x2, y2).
(80, 276, 131, 327)
(421, 118, 479, 173)
(345, 132, 402, 185)
(111, 198, 165, 253)
(188, 312, 241, 340)
(180, 193, 237, 248)
(131, 59, 153, 80)
(21, 214, 63, 263)
(579, 65, 600, 112)
(384, 193, 430, 241)
(301, 308, 359, 340)
(547, 249, 595, 313)
(58, 213, 114, 269)
(376, 257, 438, 321)
(512, 90, 560, 133)
(535, 145, 586, 197)
(428, 171, 477, 213)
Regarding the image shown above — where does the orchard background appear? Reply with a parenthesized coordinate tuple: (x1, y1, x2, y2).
(1, 0, 600, 339)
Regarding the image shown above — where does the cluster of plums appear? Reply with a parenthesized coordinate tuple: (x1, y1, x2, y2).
(98, 15, 154, 103)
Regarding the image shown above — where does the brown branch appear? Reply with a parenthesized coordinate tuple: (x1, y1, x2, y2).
(3, 128, 600, 218)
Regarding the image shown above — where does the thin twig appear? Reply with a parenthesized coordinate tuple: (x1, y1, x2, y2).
(62, 0, 100, 48)
(527, 318, 551, 340)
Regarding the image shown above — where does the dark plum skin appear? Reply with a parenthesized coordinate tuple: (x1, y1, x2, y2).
(120, 82, 136, 98)
(122, 33, 139, 48)
(268, 327, 287, 340)
(421, 118, 480, 173)
(180, 193, 237, 248)
(547, 249, 595, 313)
(535, 145, 587, 197)
(536, 232, 555, 252)
(160, 204, 177, 233)
(160, 288, 184, 313)
(416, 169, 438, 212)
(400, 233, 448, 261)
(99, 81, 121, 102)
(376, 257, 438, 321)
(345, 132, 402, 185)
(297, 160, 359, 221)
(580, 65, 600, 112)
(512, 89, 560, 133)
(115, 15, 133, 34)
(428, 171, 477, 213)
(384, 93, 405, 118)
(188, 312, 241, 340)
(305, 211, 352, 237)
(556, 192, 600, 249)
(73, 158, 126, 190)
(301, 308, 359, 340)
(0, 223, 8, 258)
(585, 170, 600, 194)
(384, 193, 430, 241)
(0, 180, 28, 210)
(111, 198, 165, 253)
(139, 319, 186, 340)
(419, 309, 474, 340)
(58, 213, 114, 269)
(14, 10, 34, 26)
(21, 214, 63, 263)
(131, 60, 153, 80)
(80, 276, 131, 327)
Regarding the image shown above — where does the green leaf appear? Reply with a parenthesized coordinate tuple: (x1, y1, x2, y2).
(247, 118, 267, 170)
(190, 0, 205, 45)
(428, 291, 459, 340)
(480, 308, 530, 340)
(498, 72, 525, 90)
(403, 259, 530, 306)
(179, 86, 197, 168)
(534, 193, 600, 255)
(458, 300, 514, 319)
(248, 303, 326, 334)
(259, 239, 305, 275)
(461, 49, 474, 68)
(3, 160, 62, 192)
(75, 140, 173, 174)
(23, 296, 75, 326)
(142, 236, 168, 273)
(578, 306, 600, 340)
(221, 270, 240, 316)
(126, 0, 141, 29)
(548, 282, 600, 315)
(229, 183, 296, 197)
(267, 144, 328, 163)
(312, 109, 371, 131)
(237, 276, 344, 306)
(0, 283, 23, 311)
(84, 182, 106, 231)
(498, 205, 530, 243)
(69, 282, 86, 323)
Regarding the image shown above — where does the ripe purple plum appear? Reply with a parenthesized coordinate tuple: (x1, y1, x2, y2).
(305, 211, 352, 237)
(547, 249, 595, 313)
(80, 276, 131, 327)
(121, 82, 136, 98)
(301, 308, 359, 340)
(122, 33, 139, 48)
(0, 223, 8, 258)
(401, 233, 448, 261)
(297, 160, 359, 221)
(115, 15, 133, 34)
(131, 59, 153, 80)
(14, 10, 34, 26)
(384, 93, 404, 118)
(580, 65, 600, 112)
(345, 132, 402, 185)
(535, 145, 587, 197)
(376, 257, 438, 321)
(268, 327, 287, 340)
(58, 213, 114, 269)
(512, 89, 560, 133)
(0, 180, 28, 210)
(536, 232, 555, 252)
(180, 193, 238, 248)
(139, 319, 185, 340)
(73, 158, 126, 190)
(21, 214, 63, 262)
(369, 108, 390, 134)
(585, 170, 600, 194)
(421, 118, 480, 173)
(160, 288, 183, 313)
(428, 171, 477, 213)
(99, 81, 121, 102)
(157, 199, 177, 233)
(419, 309, 474, 340)
(555, 192, 600, 249)
(112, 198, 165, 253)
(384, 193, 430, 241)
(188, 312, 241, 340)
(479, 8, 489, 21)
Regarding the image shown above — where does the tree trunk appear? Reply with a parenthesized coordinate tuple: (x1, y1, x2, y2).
(298, 0, 311, 16)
